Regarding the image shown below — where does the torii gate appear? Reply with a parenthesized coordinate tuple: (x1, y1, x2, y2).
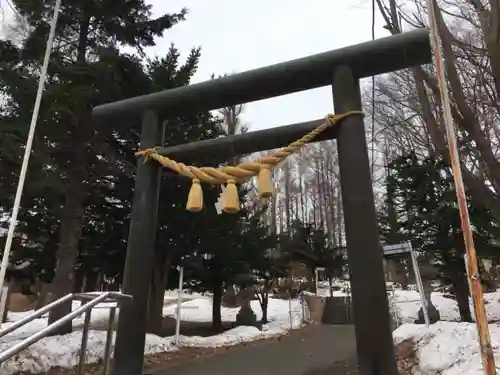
(92, 29, 431, 375)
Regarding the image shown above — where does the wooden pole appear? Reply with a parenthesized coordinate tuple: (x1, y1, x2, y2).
(426, 1, 496, 374)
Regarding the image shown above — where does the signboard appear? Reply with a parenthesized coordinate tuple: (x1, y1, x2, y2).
(382, 242, 412, 256)
(382, 241, 430, 325)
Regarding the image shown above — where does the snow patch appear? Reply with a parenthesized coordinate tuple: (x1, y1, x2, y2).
(0, 297, 305, 374)
(394, 321, 500, 375)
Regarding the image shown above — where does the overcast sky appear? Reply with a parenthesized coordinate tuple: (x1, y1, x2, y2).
(1, 0, 387, 131)
(147, 0, 387, 131)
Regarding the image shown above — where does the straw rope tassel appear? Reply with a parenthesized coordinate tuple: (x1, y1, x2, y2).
(186, 178, 203, 212)
(258, 165, 273, 198)
(222, 180, 240, 213)
(135, 111, 363, 213)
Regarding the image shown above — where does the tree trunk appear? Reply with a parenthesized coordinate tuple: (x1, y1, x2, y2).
(284, 163, 291, 231)
(261, 295, 269, 324)
(72, 267, 85, 293)
(48, 171, 86, 334)
(308, 268, 316, 293)
(453, 274, 473, 322)
(336, 194, 343, 246)
(328, 188, 338, 246)
(299, 172, 306, 223)
(35, 283, 51, 310)
(212, 279, 223, 331)
(2, 285, 12, 323)
(146, 250, 171, 334)
(46, 10, 91, 335)
(84, 269, 98, 293)
(400, 261, 409, 290)
(270, 189, 277, 235)
(106, 279, 120, 291)
(315, 159, 324, 229)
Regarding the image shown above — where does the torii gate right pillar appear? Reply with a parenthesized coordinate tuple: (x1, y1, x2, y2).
(333, 66, 398, 375)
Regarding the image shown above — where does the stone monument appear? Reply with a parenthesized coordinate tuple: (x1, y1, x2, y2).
(236, 286, 258, 327)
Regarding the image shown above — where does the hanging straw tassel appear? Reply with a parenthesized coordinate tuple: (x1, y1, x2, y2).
(222, 180, 240, 213)
(186, 178, 203, 212)
(258, 165, 274, 198)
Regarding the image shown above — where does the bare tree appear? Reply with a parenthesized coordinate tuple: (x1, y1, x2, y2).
(1, 10, 29, 44)
(219, 104, 247, 136)
(372, 0, 500, 222)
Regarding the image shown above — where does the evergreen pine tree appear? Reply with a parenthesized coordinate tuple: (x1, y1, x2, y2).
(385, 152, 500, 321)
(0, 1, 213, 333)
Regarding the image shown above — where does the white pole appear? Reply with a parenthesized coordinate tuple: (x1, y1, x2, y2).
(174, 266, 184, 345)
(464, 254, 473, 295)
(409, 243, 430, 326)
(315, 268, 319, 296)
(0, 0, 62, 297)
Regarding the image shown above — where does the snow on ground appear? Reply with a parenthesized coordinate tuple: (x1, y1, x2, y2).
(394, 321, 500, 375)
(389, 290, 460, 323)
(163, 289, 209, 300)
(390, 289, 500, 374)
(0, 296, 304, 374)
(389, 290, 500, 323)
(161, 297, 302, 328)
(4, 300, 118, 343)
(4, 284, 500, 375)
(315, 283, 500, 324)
(315, 288, 349, 298)
(318, 285, 500, 374)
(3, 290, 207, 344)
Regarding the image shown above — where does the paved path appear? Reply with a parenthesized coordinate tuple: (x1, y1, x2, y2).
(152, 325, 358, 375)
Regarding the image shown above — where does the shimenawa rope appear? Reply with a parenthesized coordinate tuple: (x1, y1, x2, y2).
(136, 110, 363, 213)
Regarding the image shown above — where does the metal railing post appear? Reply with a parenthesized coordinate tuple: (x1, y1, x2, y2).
(76, 309, 92, 375)
(102, 306, 117, 375)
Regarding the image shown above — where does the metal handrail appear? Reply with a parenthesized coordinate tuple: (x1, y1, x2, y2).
(0, 293, 74, 338)
(0, 291, 132, 375)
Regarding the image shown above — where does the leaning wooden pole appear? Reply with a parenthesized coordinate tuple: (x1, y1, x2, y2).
(425, 1, 496, 374)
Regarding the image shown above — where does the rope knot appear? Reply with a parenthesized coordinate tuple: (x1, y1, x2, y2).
(326, 114, 337, 125)
(135, 148, 158, 162)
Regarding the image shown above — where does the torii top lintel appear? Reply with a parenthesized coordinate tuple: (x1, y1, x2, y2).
(91, 29, 431, 121)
